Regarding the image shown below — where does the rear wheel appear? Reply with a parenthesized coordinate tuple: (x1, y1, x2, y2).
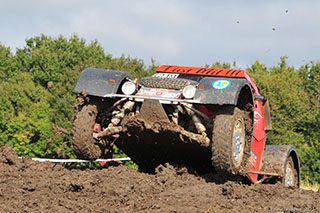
(72, 99, 105, 159)
(283, 157, 299, 187)
(211, 107, 247, 174)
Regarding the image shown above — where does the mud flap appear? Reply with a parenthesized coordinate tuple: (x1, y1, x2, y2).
(258, 145, 300, 186)
(136, 99, 170, 129)
(117, 99, 212, 171)
(263, 99, 272, 131)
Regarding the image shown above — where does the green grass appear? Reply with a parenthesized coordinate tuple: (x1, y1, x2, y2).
(301, 181, 320, 192)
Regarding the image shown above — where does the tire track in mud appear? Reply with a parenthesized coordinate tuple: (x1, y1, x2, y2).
(0, 145, 319, 213)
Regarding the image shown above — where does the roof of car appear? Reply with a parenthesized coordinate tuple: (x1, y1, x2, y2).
(156, 65, 246, 78)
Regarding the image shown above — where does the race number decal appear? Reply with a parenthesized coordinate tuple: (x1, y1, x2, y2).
(212, 80, 231, 89)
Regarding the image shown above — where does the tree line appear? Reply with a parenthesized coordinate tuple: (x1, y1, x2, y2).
(0, 35, 319, 183)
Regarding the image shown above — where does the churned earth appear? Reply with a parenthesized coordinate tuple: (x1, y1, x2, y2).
(0, 145, 319, 213)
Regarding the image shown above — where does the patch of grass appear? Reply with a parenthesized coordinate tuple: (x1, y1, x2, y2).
(301, 181, 319, 192)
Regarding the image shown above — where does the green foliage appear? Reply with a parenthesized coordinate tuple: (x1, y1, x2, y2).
(0, 43, 13, 81)
(205, 61, 232, 69)
(0, 72, 54, 156)
(0, 35, 319, 183)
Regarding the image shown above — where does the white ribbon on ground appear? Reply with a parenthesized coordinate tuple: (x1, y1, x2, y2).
(18, 157, 131, 163)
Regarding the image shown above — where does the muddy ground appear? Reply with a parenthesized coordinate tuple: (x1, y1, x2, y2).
(0, 145, 319, 213)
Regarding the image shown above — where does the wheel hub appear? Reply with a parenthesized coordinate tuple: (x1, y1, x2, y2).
(285, 164, 295, 187)
(233, 119, 245, 168)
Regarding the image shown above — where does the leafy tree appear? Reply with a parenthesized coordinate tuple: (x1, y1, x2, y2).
(0, 43, 13, 81)
(0, 72, 54, 156)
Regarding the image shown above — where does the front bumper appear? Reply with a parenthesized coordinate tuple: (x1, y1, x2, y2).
(102, 94, 201, 104)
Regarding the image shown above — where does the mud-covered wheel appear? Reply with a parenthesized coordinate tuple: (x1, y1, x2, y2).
(283, 157, 299, 187)
(72, 101, 103, 159)
(211, 106, 246, 174)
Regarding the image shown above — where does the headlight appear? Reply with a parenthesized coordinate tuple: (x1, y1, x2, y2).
(182, 85, 196, 99)
(121, 81, 136, 95)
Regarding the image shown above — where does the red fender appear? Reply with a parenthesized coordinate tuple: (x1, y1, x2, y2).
(247, 100, 266, 183)
(244, 73, 266, 183)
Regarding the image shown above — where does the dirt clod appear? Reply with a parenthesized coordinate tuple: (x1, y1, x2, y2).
(0, 144, 21, 166)
(0, 145, 319, 213)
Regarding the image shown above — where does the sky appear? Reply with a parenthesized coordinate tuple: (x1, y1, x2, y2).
(0, 0, 320, 69)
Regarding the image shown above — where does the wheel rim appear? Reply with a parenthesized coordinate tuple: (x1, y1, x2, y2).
(232, 119, 245, 168)
(285, 163, 295, 187)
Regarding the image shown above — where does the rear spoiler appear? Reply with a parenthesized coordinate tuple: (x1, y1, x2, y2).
(156, 65, 246, 78)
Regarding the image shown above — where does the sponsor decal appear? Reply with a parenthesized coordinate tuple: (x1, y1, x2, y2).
(212, 80, 231, 89)
(156, 65, 246, 77)
(137, 87, 181, 99)
(250, 150, 257, 161)
(248, 160, 256, 170)
(248, 150, 258, 169)
(153, 73, 179, 79)
(254, 111, 263, 123)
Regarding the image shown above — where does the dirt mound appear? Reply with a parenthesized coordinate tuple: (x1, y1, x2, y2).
(0, 144, 22, 166)
(0, 145, 319, 213)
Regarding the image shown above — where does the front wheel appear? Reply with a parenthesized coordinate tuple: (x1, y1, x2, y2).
(211, 106, 247, 174)
(72, 99, 105, 159)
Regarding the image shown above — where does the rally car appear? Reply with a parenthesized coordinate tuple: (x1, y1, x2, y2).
(72, 65, 300, 186)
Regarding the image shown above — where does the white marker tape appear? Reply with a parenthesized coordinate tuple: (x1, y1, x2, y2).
(18, 157, 131, 163)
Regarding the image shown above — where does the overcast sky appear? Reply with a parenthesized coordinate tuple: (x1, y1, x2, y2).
(1, 0, 319, 68)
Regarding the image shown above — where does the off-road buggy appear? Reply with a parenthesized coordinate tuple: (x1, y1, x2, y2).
(72, 65, 300, 187)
